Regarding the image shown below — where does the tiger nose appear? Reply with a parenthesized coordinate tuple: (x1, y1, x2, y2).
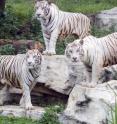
(73, 57, 77, 61)
(28, 62, 32, 65)
(37, 14, 41, 17)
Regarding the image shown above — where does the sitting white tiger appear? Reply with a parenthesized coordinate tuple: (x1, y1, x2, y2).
(0, 49, 42, 109)
(65, 32, 117, 87)
(35, 0, 91, 55)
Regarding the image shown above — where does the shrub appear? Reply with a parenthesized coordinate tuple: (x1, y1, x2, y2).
(38, 105, 64, 124)
(0, 44, 15, 55)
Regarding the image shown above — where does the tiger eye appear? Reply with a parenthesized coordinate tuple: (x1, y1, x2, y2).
(26, 55, 29, 58)
(69, 50, 72, 53)
(76, 49, 79, 52)
(33, 55, 37, 58)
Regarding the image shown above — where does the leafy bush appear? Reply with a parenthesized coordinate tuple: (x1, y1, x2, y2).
(38, 105, 64, 124)
(91, 26, 114, 38)
(0, 44, 15, 55)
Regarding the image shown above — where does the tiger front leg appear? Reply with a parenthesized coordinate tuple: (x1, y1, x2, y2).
(43, 32, 50, 55)
(79, 67, 92, 87)
(22, 83, 33, 110)
(48, 29, 59, 55)
(86, 63, 102, 88)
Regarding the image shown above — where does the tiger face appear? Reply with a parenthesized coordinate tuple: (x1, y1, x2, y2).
(65, 40, 84, 64)
(35, 0, 50, 19)
(26, 49, 42, 69)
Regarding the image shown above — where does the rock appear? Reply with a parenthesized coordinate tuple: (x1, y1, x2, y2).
(0, 105, 45, 120)
(59, 80, 117, 124)
(63, 61, 86, 92)
(95, 7, 117, 31)
(6, 55, 117, 96)
(36, 55, 72, 95)
(99, 64, 117, 83)
(36, 55, 86, 95)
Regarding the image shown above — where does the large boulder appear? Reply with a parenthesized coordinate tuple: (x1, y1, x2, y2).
(59, 80, 117, 124)
(95, 7, 117, 31)
(36, 55, 86, 95)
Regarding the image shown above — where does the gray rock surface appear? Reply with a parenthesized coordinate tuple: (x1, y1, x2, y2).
(95, 7, 117, 31)
(59, 80, 117, 124)
(0, 105, 45, 120)
(36, 55, 69, 94)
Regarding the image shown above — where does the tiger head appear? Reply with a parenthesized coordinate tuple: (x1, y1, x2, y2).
(26, 49, 42, 69)
(65, 39, 84, 64)
(35, 0, 51, 19)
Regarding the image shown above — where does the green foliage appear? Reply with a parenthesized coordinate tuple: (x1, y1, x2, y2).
(104, 84, 117, 124)
(0, 0, 117, 55)
(91, 26, 114, 38)
(0, 116, 37, 124)
(38, 105, 64, 124)
(110, 102, 117, 124)
(0, 44, 15, 55)
(55, 0, 117, 13)
(0, 9, 42, 40)
(6, 0, 34, 23)
(0, 105, 64, 124)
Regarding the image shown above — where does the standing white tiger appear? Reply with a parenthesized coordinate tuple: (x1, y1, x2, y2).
(0, 49, 42, 109)
(65, 32, 117, 87)
(35, 0, 91, 55)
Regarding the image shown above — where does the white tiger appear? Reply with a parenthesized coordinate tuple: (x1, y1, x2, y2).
(65, 32, 117, 87)
(0, 49, 42, 109)
(34, 0, 91, 55)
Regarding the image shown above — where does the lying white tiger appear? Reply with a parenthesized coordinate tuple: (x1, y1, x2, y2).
(65, 32, 117, 87)
(35, 0, 91, 55)
(0, 49, 42, 109)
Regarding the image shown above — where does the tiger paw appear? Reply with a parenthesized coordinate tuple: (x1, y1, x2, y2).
(79, 82, 97, 88)
(25, 103, 34, 110)
(48, 51, 56, 55)
(85, 83, 97, 88)
(43, 50, 48, 55)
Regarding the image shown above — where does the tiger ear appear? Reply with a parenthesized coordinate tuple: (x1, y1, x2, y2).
(34, 42, 44, 53)
(47, 0, 52, 4)
(79, 39, 84, 45)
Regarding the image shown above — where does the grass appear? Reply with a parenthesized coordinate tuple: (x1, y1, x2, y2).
(55, 0, 117, 13)
(0, 116, 37, 124)
(0, 105, 64, 124)
(110, 102, 117, 124)
(6, 0, 117, 20)
(6, 0, 34, 24)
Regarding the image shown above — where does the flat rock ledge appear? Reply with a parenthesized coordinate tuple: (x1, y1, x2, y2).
(0, 105, 45, 120)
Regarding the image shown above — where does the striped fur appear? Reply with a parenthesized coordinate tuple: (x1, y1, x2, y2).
(35, 0, 91, 55)
(0, 49, 42, 109)
(65, 32, 117, 87)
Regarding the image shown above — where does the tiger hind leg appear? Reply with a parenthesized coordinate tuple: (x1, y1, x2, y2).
(0, 84, 9, 105)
